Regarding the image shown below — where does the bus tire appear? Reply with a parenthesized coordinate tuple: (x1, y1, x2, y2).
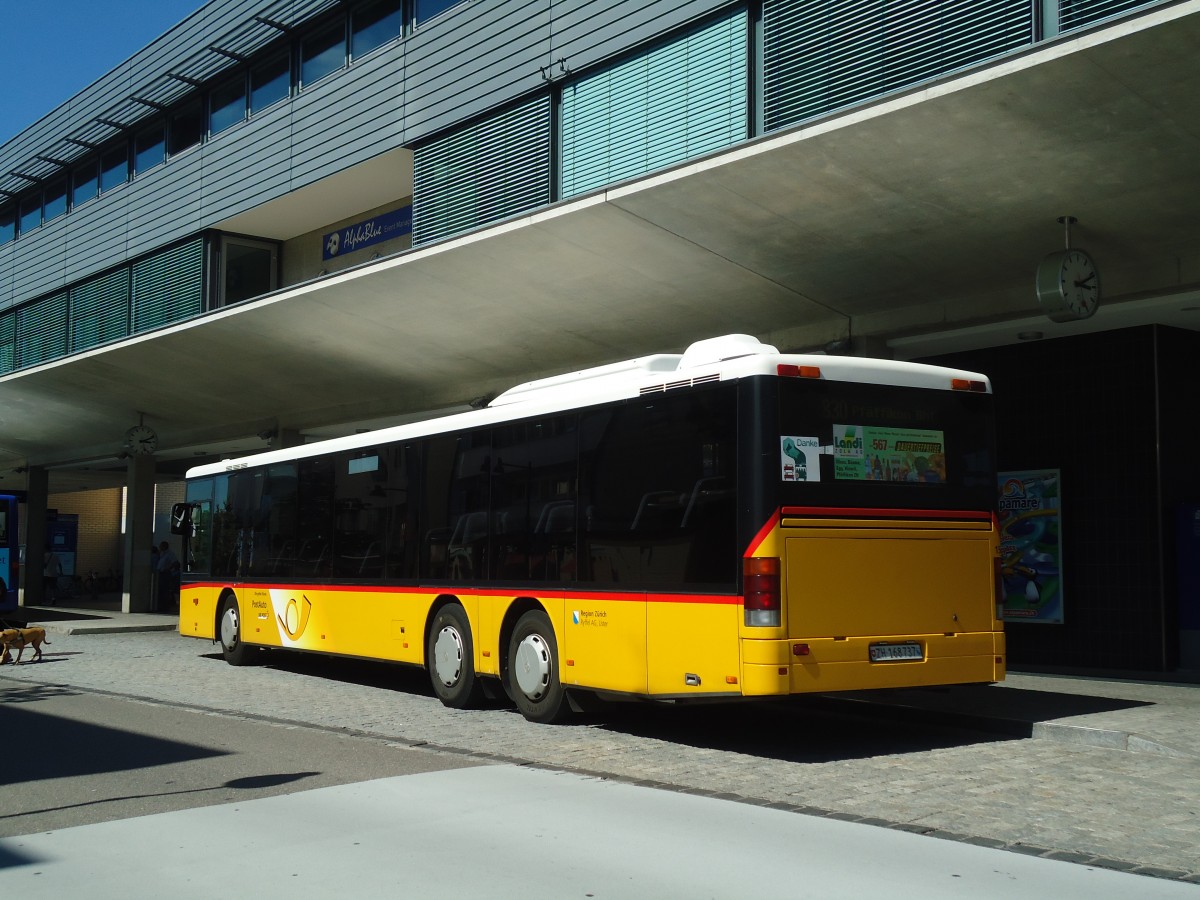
(428, 604, 484, 708)
(218, 595, 256, 666)
(507, 610, 569, 724)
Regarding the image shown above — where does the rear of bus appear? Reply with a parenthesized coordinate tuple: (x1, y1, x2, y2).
(740, 362, 1004, 695)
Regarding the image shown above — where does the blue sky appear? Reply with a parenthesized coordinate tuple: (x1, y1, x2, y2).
(1, 1, 206, 145)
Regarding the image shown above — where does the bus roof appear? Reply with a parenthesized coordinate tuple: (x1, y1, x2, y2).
(186, 334, 990, 478)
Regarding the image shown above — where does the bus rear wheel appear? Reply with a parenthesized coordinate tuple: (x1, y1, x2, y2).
(428, 604, 483, 708)
(218, 596, 256, 666)
(507, 610, 569, 724)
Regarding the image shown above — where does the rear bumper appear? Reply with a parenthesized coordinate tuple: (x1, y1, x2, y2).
(740, 631, 1005, 695)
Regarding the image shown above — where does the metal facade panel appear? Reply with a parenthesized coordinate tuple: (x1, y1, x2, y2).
(401, 0, 552, 141)
(197, 108, 296, 222)
(0, 0, 341, 190)
(289, 48, 406, 186)
(123, 154, 206, 259)
(547, 0, 730, 74)
(0, 0, 747, 312)
(6, 226, 68, 304)
(61, 196, 136, 286)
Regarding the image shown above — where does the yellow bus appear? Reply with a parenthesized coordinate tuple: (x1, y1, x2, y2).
(174, 334, 1003, 722)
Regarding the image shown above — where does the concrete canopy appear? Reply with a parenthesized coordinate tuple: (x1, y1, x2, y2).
(3, 4, 1199, 492)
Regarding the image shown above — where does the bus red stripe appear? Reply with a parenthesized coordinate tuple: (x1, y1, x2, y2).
(781, 506, 992, 521)
(186, 582, 740, 605)
(744, 509, 780, 557)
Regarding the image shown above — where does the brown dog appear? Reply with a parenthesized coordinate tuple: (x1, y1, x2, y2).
(0, 627, 50, 665)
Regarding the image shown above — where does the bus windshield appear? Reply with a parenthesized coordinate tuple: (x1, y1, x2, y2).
(771, 378, 995, 512)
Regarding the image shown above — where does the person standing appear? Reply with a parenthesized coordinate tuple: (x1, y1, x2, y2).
(43, 549, 63, 606)
(156, 541, 180, 612)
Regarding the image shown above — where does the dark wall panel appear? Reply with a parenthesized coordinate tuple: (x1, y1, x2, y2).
(927, 327, 1166, 672)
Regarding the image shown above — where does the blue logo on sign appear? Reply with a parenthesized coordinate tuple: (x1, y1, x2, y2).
(322, 206, 412, 261)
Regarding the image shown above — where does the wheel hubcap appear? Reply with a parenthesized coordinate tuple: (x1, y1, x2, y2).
(433, 626, 464, 687)
(514, 633, 551, 700)
(220, 607, 239, 650)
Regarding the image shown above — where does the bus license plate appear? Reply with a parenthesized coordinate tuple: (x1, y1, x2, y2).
(869, 642, 923, 662)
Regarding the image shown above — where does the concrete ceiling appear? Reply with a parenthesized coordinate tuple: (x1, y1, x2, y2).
(4, 4, 1200, 494)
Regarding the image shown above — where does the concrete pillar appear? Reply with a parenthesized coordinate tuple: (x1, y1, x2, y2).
(22, 467, 49, 607)
(122, 455, 156, 613)
(849, 335, 894, 359)
(278, 428, 304, 449)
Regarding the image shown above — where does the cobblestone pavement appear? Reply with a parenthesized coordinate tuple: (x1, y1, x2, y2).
(3, 629, 1198, 883)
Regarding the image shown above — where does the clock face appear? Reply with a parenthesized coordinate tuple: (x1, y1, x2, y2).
(1036, 249, 1100, 322)
(126, 425, 158, 455)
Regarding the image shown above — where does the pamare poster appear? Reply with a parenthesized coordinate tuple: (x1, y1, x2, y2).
(997, 469, 1063, 624)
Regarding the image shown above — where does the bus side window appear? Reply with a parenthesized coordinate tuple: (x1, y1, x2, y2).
(579, 385, 737, 589)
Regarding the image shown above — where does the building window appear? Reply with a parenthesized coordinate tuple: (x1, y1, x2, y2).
(413, 96, 552, 245)
(0, 206, 14, 246)
(100, 146, 128, 192)
(134, 125, 165, 174)
(301, 22, 346, 88)
(210, 76, 247, 135)
(251, 54, 290, 113)
(219, 235, 279, 306)
(71, 161, 99, 207)
(416, 0, 463, 25)
(352, 0, 402, 58)
(19, 194, 41, 235)
(43, 179, 67, 223)
(560, 7, 748, 199)
(169, 103, 204, 156)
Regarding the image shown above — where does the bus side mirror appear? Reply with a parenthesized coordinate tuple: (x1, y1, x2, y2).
(170, 503, 194, 536)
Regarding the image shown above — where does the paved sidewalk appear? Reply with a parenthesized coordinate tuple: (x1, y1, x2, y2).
(824, 672, 1200, 762)
(4, 612, 1200, 879)
(10, 603, 1198, 764)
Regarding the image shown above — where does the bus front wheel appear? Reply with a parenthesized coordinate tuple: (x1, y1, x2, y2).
(507, 610, 569, 724)
(428, 604, 484, 708)
(218, 596, 256, 666)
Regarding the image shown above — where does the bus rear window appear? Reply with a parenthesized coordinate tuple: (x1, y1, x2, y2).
(773, 378, 994, 509)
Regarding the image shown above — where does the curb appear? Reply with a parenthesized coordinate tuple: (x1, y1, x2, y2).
(45, 621, 180, 636)
(808, 695, 1199, 760)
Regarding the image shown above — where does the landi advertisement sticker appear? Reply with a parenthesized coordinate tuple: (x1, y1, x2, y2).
(833, 425, 946, 483)
(780, 436, 821, 481)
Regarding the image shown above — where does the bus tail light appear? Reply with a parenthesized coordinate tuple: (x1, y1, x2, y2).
(994, 556, 1005, 622)
(744, 557, 781, 627)
(951, 378, 988, 392)
(778, 364, 821, 379)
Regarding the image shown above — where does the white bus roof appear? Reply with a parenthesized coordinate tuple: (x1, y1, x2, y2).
(186, 334, 989, 478)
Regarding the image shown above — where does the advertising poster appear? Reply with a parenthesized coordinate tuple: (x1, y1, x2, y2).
(780, 436, 821, 481)
(833, 425, 946, 483)
(997, 469, 1063, 624)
